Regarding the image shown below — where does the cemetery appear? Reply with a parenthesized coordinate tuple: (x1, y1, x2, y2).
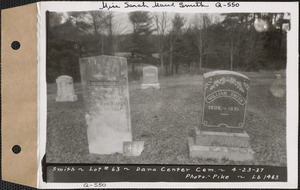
(46, 11, 287, 166)
(46, 66, 286, 166)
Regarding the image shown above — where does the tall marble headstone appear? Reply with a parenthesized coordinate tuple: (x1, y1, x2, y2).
(55, 75, 77, 102)
(79, 55, 132, 154)
(188, 70, 254, 161)
(141, 66, 160, 89)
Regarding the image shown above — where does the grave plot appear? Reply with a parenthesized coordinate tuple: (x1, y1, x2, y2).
(188, 70, 255, 161)
(46, 70, 286, 166)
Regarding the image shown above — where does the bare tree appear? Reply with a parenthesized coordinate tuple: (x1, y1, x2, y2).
(152, 12, 170, 75)
(89, 11, 107, 55)
(69, 11, 107, 54)
(222, 14, 245, 70)
(169, 13, 186, 75)
(103, 12, 128, 55)
(191, 14, 211, 73)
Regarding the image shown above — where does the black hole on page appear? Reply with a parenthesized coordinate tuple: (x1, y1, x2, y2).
(11, 41, 20, 50)
(12, 145, 21, 154)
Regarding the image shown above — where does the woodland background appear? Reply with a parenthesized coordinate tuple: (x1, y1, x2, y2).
(47, 11, 289, 82)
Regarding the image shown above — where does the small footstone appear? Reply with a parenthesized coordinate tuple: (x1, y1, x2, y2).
(123, 141, 145, 156)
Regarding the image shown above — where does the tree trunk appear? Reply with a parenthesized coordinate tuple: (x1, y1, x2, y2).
(169, 43, 173, 75)
(198, 37, 203, 74)
(101, 37, 104, 55)
(199, 55, 202, 74)
(230, 53, 233, 70)
(230, 40, 234, 70)
(165, 62, 168, 75)
(160, 53, 164, 75)
(131, 54, 136, 80)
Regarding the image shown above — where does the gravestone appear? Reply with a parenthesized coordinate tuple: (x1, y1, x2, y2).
(123, 141, 145, 156)
(79, 55, 132, 154)
(141, 66, 160, 89)
(188, 70, 254, 161)
(55, 75, 77, 102)
(270, 75, 285, 98)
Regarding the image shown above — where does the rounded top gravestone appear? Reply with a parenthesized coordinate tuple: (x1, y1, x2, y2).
(143, 66, 159, 84)
(55, 75, 77, 102)
(202, 70, 250, 130)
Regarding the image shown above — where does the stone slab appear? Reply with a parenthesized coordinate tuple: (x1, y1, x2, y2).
(141, 83, 160, 89)
(188, 137, 254, 161)
(195, 130, 250, 148)
(79, 55, 132, 155)
(143, 66, 159, 84)
(123, 141, 145, 156)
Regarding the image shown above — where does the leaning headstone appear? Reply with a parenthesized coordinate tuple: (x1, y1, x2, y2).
(141, 66, 160, 89)
(79, 55, 132, 154)
(55, 75, 77, 102)
(188, 70, 254, 161)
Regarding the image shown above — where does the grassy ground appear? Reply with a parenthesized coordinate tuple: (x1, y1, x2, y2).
(46, 70, 286, 166)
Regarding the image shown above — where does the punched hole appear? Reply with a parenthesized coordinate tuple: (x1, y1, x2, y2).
(12, 145, 21, 154)
(11, 41, 21, 50)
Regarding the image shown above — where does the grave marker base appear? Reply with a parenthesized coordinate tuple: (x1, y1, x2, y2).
(55, 95, 77, 102)
(188, 137, 255, 161)
(195, 130, 250, 148)
(141, 83, 160, 89)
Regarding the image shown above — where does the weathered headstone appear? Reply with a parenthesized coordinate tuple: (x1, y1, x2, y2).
(55, 75, 77, 102)
(188, 70, 254, 161)
(270, 76, 285, 98)
(141, 66, 160, 89)
(79, 55, 132, 154)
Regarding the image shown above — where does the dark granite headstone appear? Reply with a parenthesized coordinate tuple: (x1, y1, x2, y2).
(188, 70, 254, 161)
(79, 55, 132, 154)
(202, 70, 250, 128)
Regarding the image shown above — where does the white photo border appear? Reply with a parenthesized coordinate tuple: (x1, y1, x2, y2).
(37, 1, 299, 189)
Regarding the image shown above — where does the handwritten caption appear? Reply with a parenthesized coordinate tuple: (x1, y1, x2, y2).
(47, 165, 286, 185)
(99, 2, 240, 10)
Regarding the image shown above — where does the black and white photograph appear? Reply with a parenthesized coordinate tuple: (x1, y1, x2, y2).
(0, 1, 298, 189)
(46, 9, 289, 166)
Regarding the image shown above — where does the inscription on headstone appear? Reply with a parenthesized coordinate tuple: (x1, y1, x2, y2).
(141, 66, 160, 89)
(202, 71, 250, 128)
(188, 70, 254, 161)
(55, 75, 77, 102)
(79, 55, 132, 154)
